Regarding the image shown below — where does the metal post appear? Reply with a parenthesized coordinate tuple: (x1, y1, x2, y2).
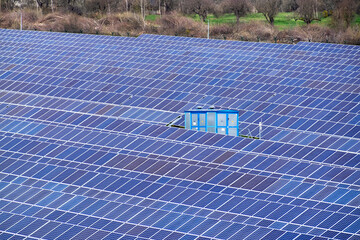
(207, 20, 209, 39)
(259, 121, 262, 139)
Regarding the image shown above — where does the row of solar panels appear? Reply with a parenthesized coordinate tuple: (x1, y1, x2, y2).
(2, 37, 358, 97)
(0, 41, 358, 121)
(1, 54, 358, 146)
(2, 29, 360, 66)
(3, 27, 359, 51)
(2, 32, 360, 74)
(1, 31, 358, 107)
(1, 103, 359, 194)
(0, 91, 359, 171)
(1, 28, 356, 71)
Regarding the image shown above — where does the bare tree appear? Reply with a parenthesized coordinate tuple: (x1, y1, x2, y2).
(0, 0, 21, 11)
(161, 0, 177, 13)
(139, 0, 146, 20)
(35, 0, 48, 11)
(321, 0, 338, 12)
(332, 0, 358, 28)
(254, 0, 282, 25)
(223, 0, 250, 24)
(281, 0, 298, 12)
(185, 0, 213, 22)
(295, 0, 321, 24)
(51, 0, 54, 12)
(85, 0, 121, 14)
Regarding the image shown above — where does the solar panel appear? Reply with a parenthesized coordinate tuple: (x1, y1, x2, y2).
(0, 29, 359, 240)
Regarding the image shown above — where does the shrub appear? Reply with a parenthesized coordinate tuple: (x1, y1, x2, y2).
(322, 10, 328, 18)
(23, 9, 40, 23)
(277, 28, 308, 43)
(0, 12, 20, 29)
(301, 24, 335, 43)
(34, 13, 99, 34)
(156, 13, 206, 37)
(98, 13, 144, 36)
(0, 10, 39, 30)
(210, 24, 234, 38)
(232, 22, 276, 41)
(341, 26, 360, 45)
(64, 14, 99, 33)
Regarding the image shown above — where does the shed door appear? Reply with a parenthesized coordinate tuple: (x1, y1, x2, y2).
(228, 114, 237, 126)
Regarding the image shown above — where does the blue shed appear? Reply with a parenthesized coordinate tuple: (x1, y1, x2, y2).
(185, 109, 239, 136)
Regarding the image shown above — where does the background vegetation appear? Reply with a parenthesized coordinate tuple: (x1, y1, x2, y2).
(0, 0, 359, 44)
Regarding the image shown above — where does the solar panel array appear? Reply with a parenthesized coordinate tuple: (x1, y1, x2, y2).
(0, 29, 359, 240)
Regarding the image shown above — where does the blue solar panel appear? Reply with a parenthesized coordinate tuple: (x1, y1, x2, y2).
(0, 28, 359, 239)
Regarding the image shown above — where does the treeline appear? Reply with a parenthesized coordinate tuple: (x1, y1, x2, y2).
(2, 0, 359, 27)
(0, 0, 359, 44)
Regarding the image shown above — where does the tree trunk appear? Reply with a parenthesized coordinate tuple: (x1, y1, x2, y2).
(51, 0, 54, 12)
(141, 0, 143, 18)
(269, 16, 274, 25)
(158, 0, 161, 15)
(141, 0, 146, 23)
(199, 10, 207, 22)
(36, 0, 43, 14)
(263, 13, 270, 25)
(236, 14, 239, 24)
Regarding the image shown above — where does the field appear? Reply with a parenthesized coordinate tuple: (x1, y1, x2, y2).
(146, 12, 360, 30)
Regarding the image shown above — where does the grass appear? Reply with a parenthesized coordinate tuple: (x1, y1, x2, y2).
(146, 12, 360, 30)
(356, 15, 360, 24)
(240, 135, 259, 139)
(145, 14, 160, 21)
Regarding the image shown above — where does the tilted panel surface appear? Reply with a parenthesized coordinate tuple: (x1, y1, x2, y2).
(0, 29, 359, 240)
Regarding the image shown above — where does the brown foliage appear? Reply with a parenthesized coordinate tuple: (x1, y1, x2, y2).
(337, 26, 360, 44)
(300, 24, 335, 42)
(210, 24, 234, 38)
(156, 13, 205, 37)
(232, 22, 277, 41)
(0, 12, 20, 29)
(276, 28, 308, 43)
(0, 9, 39, 29)
(283, 24, 360, 45)
(99, 13, 144, 35)
(23, 9, 40, 23)
(34, 13, 100, 33)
